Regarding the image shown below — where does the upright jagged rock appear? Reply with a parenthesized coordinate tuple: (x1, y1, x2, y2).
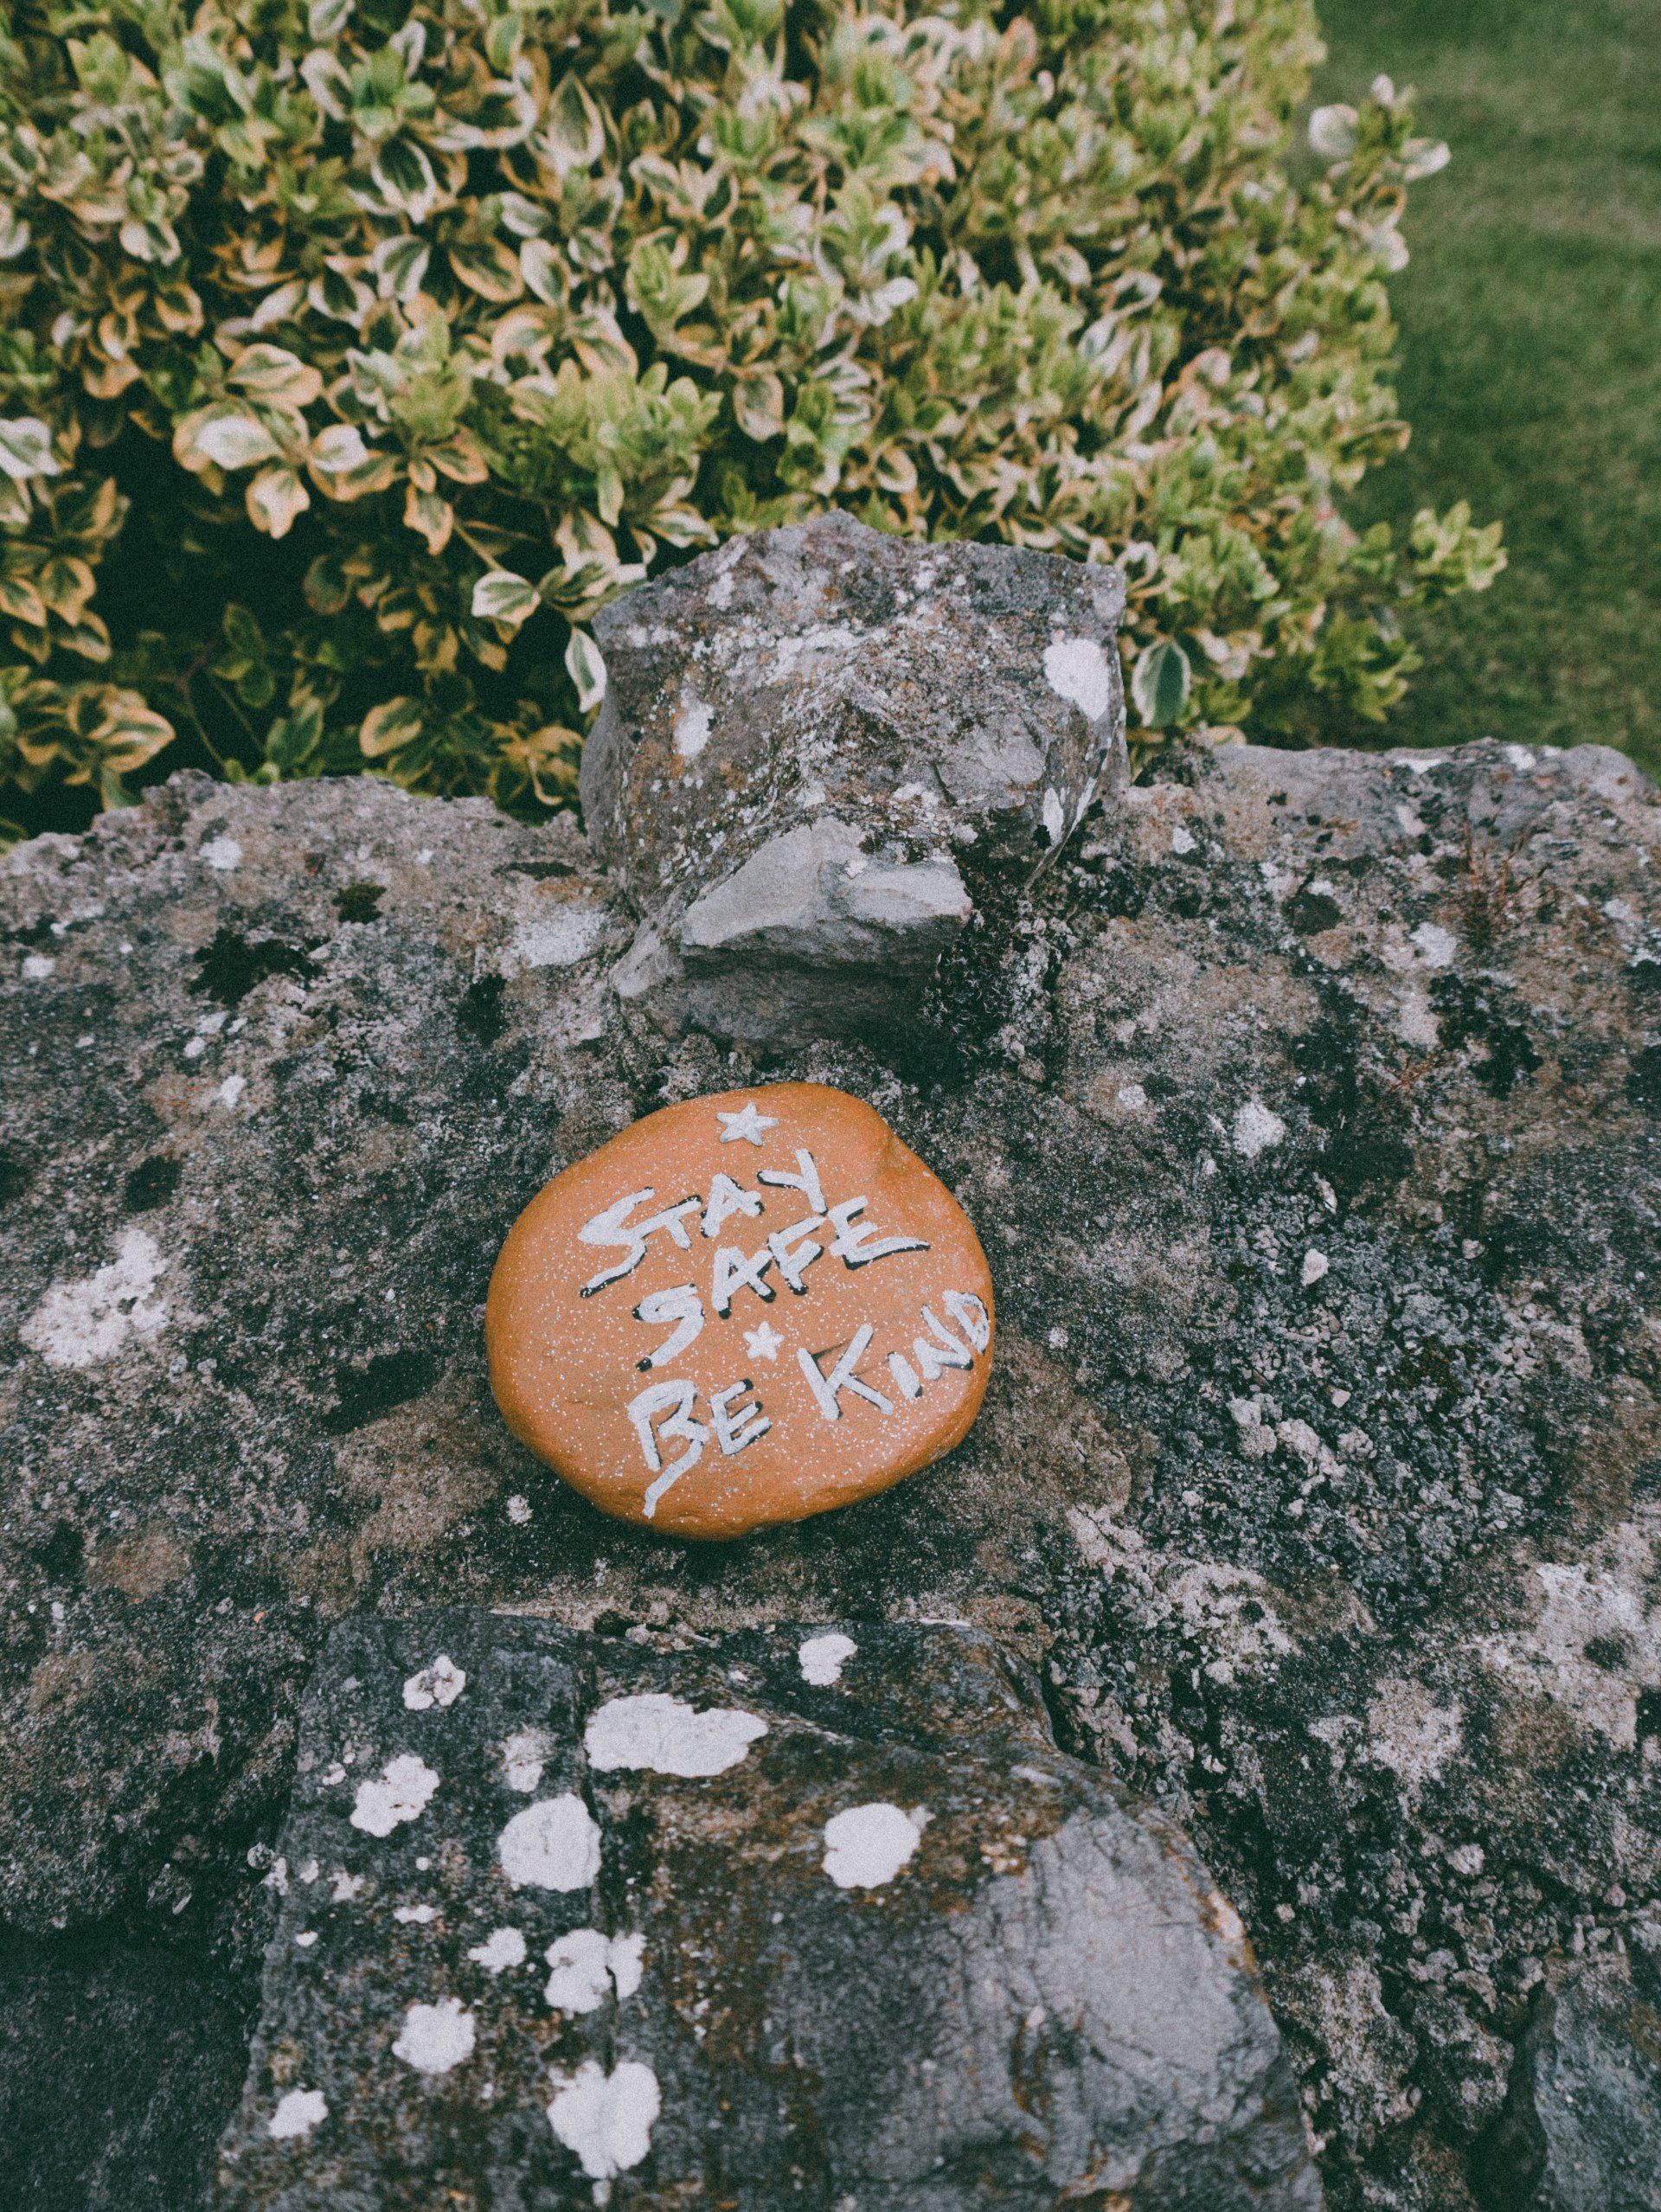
(582, 511, 1126, 1042)
(213, 1614, 1320, 2211)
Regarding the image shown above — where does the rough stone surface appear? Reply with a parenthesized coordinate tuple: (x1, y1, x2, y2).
(485, 1081, 995, 1536)
(0, 1920, 255, 2212)
(582, 512, 1126, 1042)
(1485, 1948, 1661, 2210)
(4, 695, 1661, 2211)
(212, 1613, 1318, 2209)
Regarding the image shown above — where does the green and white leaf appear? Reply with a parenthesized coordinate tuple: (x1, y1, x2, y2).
(1131, 638, 1192, 729)
(471, 570, 540, 627)
(0, 418, 61, 484)
(565, 628, 607, 713)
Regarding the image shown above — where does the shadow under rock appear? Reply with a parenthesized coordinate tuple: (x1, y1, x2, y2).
(0, 1916, 258, 2212)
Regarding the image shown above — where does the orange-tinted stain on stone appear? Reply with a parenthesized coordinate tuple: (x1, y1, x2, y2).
(485, 1083, 995, 1538)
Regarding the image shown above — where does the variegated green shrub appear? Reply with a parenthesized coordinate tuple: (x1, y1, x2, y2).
(0, 0, 1502, 841)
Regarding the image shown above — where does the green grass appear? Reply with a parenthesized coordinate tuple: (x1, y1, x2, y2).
(1313, 0, 1661, 778)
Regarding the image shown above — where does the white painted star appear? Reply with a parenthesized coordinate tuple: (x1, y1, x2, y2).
(717, 1101, 778, 1147)
(744, 1321, 785, 1363)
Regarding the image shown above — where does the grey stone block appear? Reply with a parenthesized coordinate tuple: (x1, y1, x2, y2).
(212, 1614, 1319, 2210)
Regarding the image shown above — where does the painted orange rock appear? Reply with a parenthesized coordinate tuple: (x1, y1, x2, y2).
(486, 1082, 995, 1538)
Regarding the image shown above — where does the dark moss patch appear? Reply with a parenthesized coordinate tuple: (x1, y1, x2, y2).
(0, 1144, 30, 1208)
(191, 929, 318, 1009)
(1286, 887, 1344, 935)
(334, 882, 385, 924)
(322, 1347, 440, 1435)
(1431, 975, 1542, 1099)
(1626, 1045, 1661, 1113)
(124, 1156, 182, 1213)
(456, 973, 507, 1045)
(31, 1522, 83, 1587)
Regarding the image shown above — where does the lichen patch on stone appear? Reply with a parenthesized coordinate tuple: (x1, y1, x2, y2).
(583, 1693, 767, 1778)
(500, 1728, 554, 1793)
(822, 1801, 926, 1888)
(349, 1754, 439, 1837)
(467, 1927, 526, 1974)
(402, 1656, 466, 1711)
(267, 2087, 327, 2139)
(546, 2058, 661, 2182)
(20, 1228, 169, 1369)
(391, 1997, 475, 2075)
(497, 1794, 601, 1890)
(542, 1927, 646, 2013)
(1042, 636, 1115, 723)
(798, 1632, 857, 1687)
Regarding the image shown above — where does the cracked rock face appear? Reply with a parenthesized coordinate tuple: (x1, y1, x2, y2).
(4, 708, 1661, 2212)
(1485, 1949, 1661, 2211)
(583, 511, 1126, 1042)
(213, 1615, 1318, 2211)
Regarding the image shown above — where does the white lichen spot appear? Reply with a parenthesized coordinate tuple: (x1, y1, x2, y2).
(211, 1074, 247, 1111)
(1232, 1100, 1286, 1160)
(543, 1928, 646, 2013)
(22, 952, 55, 979)
(201, 836, 242, 872)
(497, 1794, 601, 1890)
(506, 1493, 532, 1525)
(1042, 787, 1066, 843)
(349, 1754, 439, 1837)
(468, 1927, 527, 1974)
(330, 1869, 363, 1902)
(822, 1802, 926, 1889)
(1301, 1249, 1330, 1287)
(1410, 921, 1458, 969)
(1397, 989, 1440, 1049)
(392, 1997, 475, 2075)
(20, 1228, 169, 1369)
(1363, 1679, 1464, 1796)
(1042, 636, 1114, 721)
(402, 1655, 466, 1711)
(268, 2088, 327, 2140)
(293, 1930, 319, 1947)
(583, 1694, 767, 1779)
(505, 906, 607, 973)
(673, 686, 714, 760)
(501, 1728, 554, 1794)
(798, 1632, 857, 1688)
(1117, 1082, 1149, 1112)
(1170, 823, 1197, 856)
(546, 2059, 661, 2181)
(1473, 1526, 1661, 1749)
(394, 1904, 436, 1924)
